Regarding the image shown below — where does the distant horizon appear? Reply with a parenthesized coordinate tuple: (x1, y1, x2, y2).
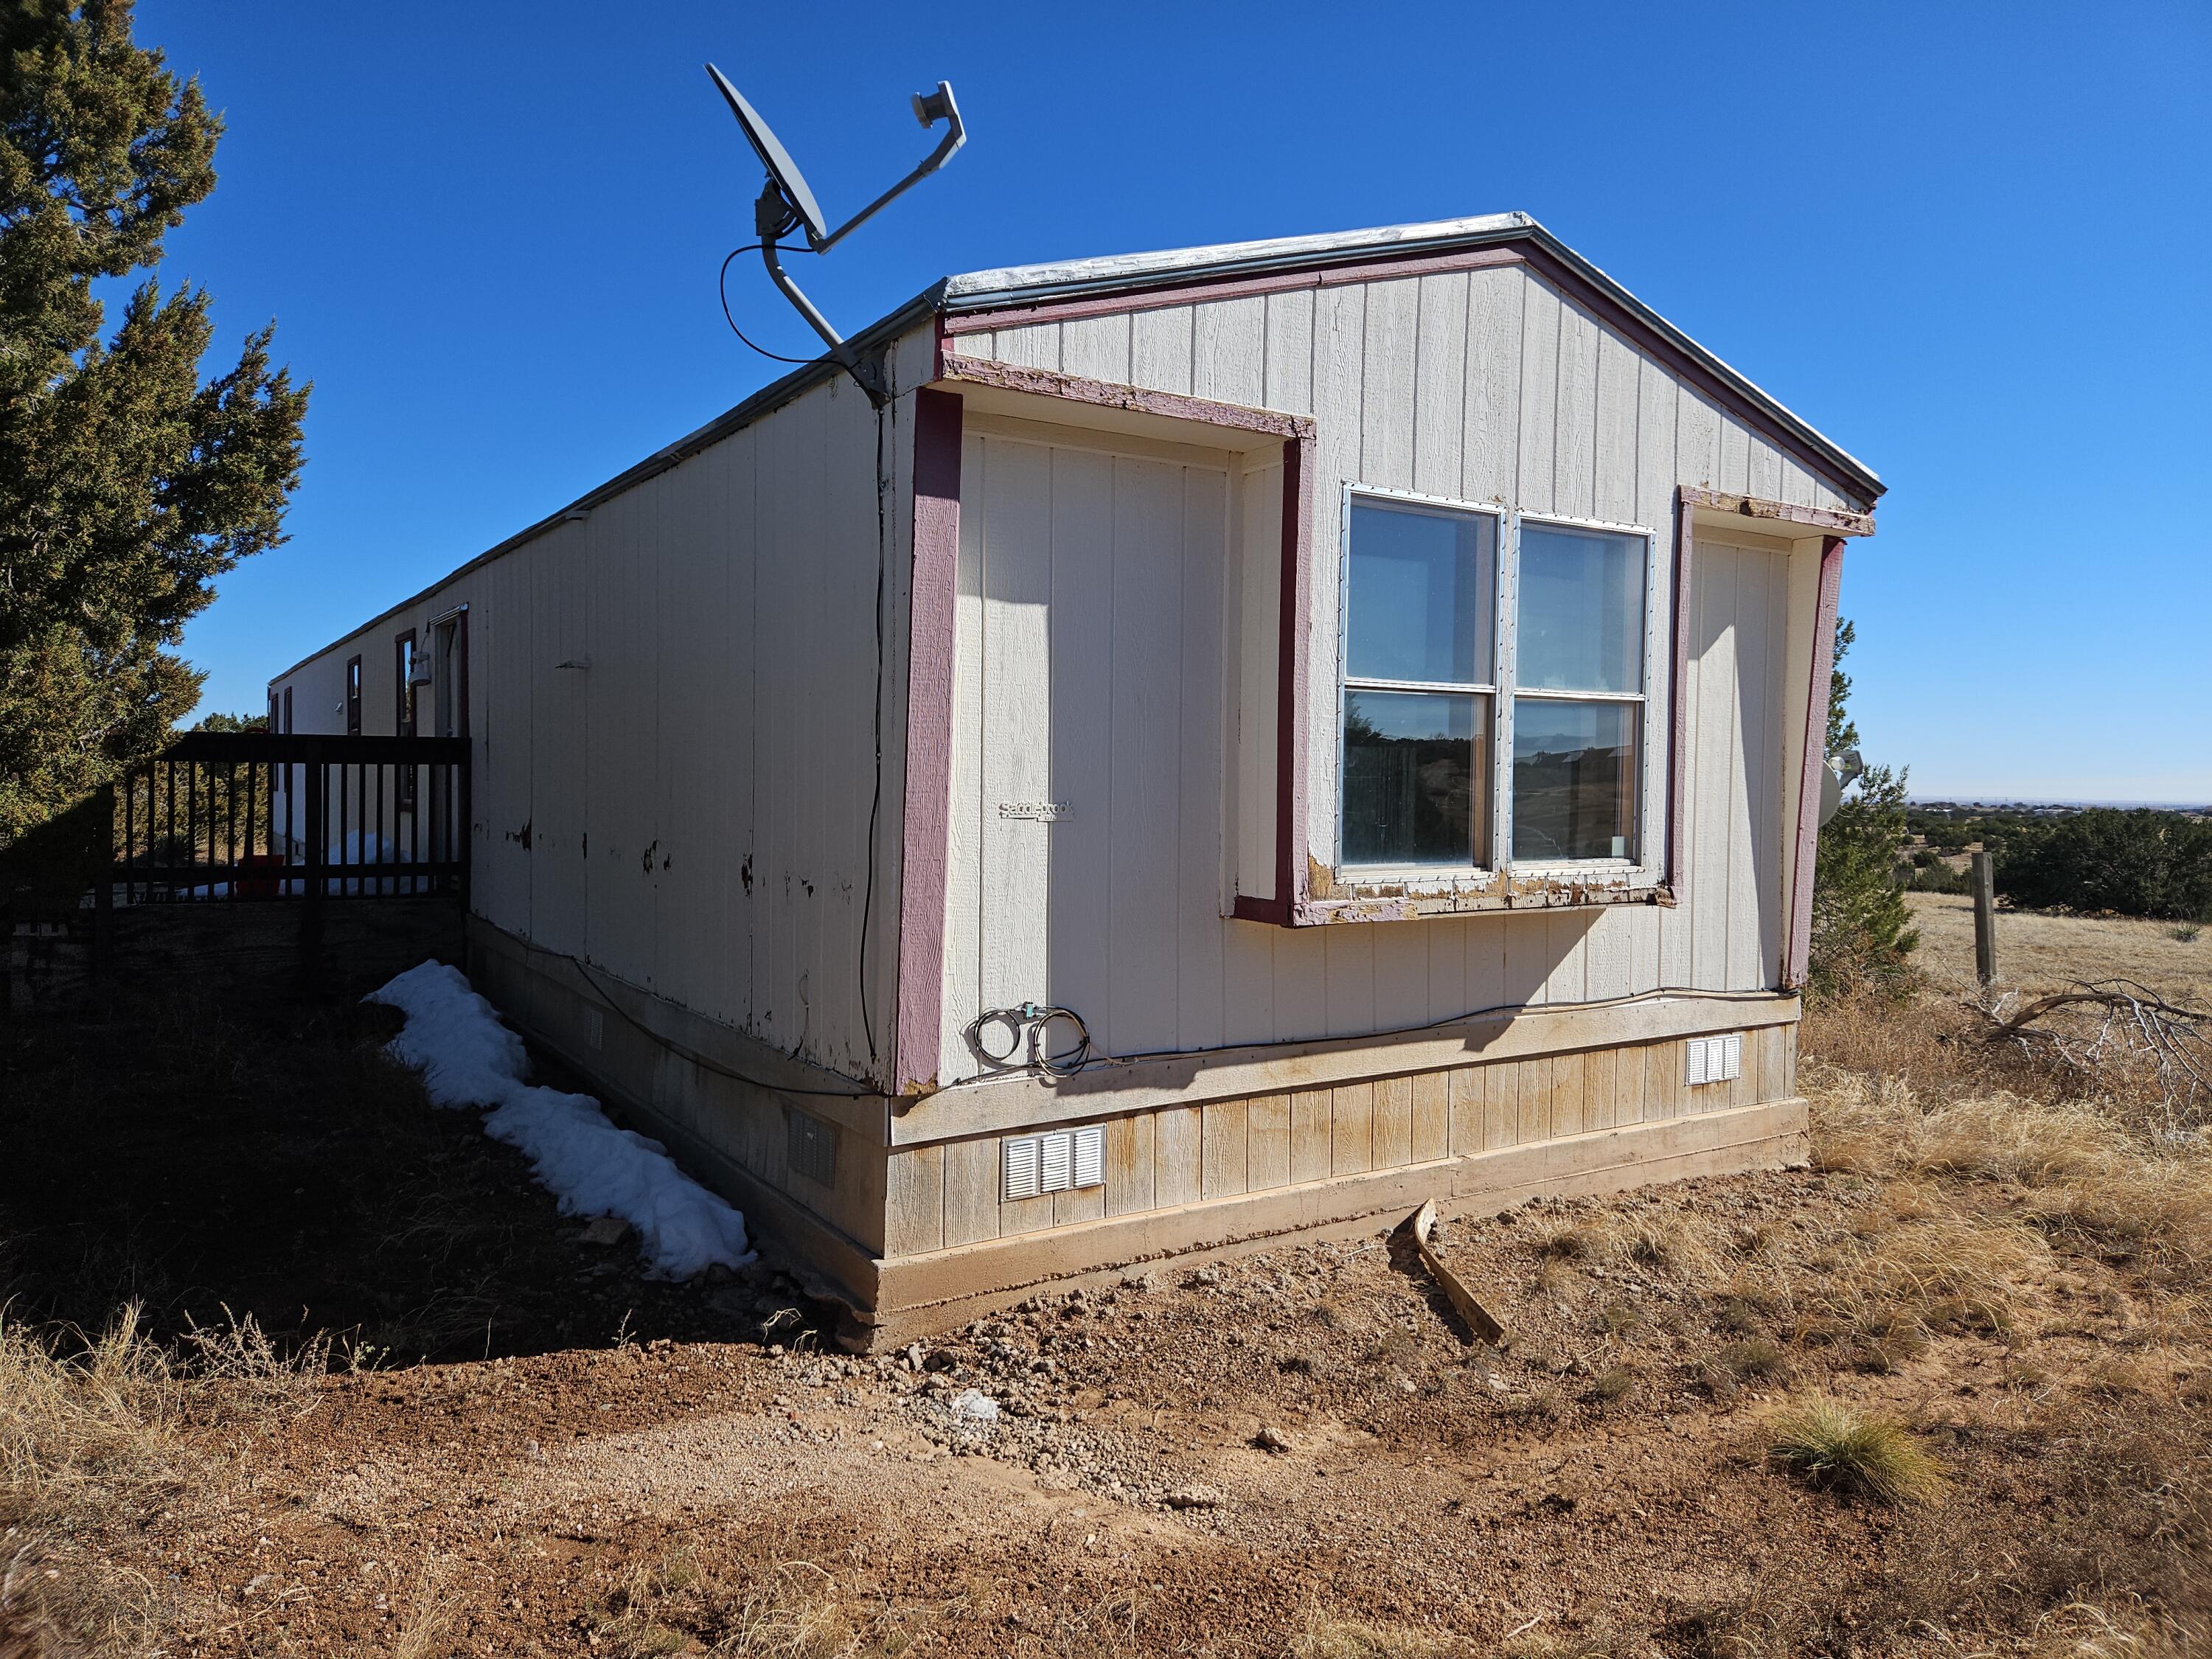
(1906, 794, 2210, 812)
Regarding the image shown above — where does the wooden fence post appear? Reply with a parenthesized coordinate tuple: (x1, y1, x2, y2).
(1972, 849, 1997, 987)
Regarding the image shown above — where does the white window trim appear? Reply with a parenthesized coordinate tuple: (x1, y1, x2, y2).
(1332, 485, 1666, 893)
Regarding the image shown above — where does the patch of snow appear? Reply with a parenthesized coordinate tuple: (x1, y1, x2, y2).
(366, 960, 754, 1279)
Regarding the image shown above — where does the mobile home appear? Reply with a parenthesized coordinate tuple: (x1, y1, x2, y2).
(271, 213, 1879, 1341)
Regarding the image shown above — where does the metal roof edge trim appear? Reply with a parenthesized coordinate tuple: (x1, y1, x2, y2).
(937, 212, 1537, 304)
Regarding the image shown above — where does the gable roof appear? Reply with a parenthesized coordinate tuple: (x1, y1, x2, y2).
(270, 213, 1877, 686)
(934, 212, 1881, 504)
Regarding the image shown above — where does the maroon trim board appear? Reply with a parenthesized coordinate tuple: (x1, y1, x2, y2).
(1229, 434, 1317, 926)
(937, 352, 1315, 442)
(1666, 494, 1697, 897)
(1677, 484, 1874, 540)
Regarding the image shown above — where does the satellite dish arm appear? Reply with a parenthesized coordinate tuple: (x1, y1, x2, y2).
(759, 225, 849, 349)
(809, 81, 964, 252)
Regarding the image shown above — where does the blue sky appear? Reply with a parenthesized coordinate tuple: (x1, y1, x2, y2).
(145, 1, 2210, 804)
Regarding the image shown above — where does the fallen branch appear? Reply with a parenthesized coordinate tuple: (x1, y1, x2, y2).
(1966, 978, 2211, 1122)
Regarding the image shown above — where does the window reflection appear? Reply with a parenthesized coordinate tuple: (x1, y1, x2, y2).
(1342, 689, 1488, 866)
(1510, 699, 1638, 863)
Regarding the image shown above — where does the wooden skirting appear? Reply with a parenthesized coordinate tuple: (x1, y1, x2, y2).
(459, 914, 1801, 1343)
(869, 1096, 1808, 1343)
(885, 1023, 1795, 1258)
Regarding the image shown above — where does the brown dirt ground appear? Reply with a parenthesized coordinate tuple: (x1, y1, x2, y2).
(5, 967, 2208, 1656)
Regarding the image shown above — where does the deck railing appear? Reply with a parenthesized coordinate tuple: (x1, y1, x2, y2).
(101, 732, 471, 908)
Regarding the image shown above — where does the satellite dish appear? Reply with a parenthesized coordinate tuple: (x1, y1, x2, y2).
(1818, 748, 1866, 827)
(704, 66, 828, 248)
(705, 63, 966, 402)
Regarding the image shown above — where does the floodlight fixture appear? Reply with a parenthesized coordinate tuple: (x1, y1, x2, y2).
(706, 63, 966, 400)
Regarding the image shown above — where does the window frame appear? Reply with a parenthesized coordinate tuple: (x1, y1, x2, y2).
(1332, 484, 1664, 886)
(394, 629, 418, 813)
(344, 655, 363, 737)
(394, 631, 417, 739)
(1333, 484, 1504, 874)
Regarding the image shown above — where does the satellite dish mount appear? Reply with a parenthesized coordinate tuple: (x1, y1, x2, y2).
(706, 64, 965, 403)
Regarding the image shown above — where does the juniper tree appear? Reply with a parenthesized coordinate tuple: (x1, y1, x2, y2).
(0, 0, 307, 844)
(1809, 616, 1918, 997)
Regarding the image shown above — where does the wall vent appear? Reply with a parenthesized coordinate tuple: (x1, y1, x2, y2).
(582, 1004, 605, 1051)
(787, 1109, 837, 1186)
(1040, 1130, 1073, 1192)
(1004, 1125, 1105, 1200)
(1004, 1135, 1041, 1200)
(1072, 1124, 1105, 1188)
(1686, 1033, 1742, 1086)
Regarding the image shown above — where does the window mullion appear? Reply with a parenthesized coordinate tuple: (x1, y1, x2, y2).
(1514, 688, 1646, 703)
(1343, 677, 1494, 695)
(1494, 510, 1520, 874)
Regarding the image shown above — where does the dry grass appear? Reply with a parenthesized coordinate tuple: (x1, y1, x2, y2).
(1781, 984, 2212, 1643)
(1816, 1191, 2048, 1348)
(1907, 893, 2212, 1006)
(0, 1303, 183, 1534)
(0, 1302, 327, 1655)
(2028, 1601, 2212, 1658)
(1495, 1621, 1635, 1659)
(1764, 1396, 1948, 1504)
(1585, 1363, 1637, 1404)
(1287, 1612, 1461, 1658)
(392, 1555, 464, 1659)
(1715, 1338, 1787, 1382)
(1806, 1052, 2212, 1284)
(594, 1556, 953, 1658)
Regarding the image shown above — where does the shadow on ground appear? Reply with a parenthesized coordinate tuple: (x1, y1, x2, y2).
(0, 970, 798, 1366)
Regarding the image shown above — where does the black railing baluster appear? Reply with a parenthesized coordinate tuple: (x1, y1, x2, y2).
(97, 734, 465, 910)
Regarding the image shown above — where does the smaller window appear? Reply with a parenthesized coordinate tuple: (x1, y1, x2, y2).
(281, 685, 293, 734)
(344, 655, 362, 736)
(395, 630, 417, 810)
(1338, 495, 1500, 869)
(394, 633, 417, 738)
(1509, 522, 1648, 865)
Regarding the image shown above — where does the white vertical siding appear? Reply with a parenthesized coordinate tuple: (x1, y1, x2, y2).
(270, 335, 926, 1084)
(948, 261, 1840, 1075)
(944, 428, 1239, 1072)
(1683, 540, 1791, 991)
